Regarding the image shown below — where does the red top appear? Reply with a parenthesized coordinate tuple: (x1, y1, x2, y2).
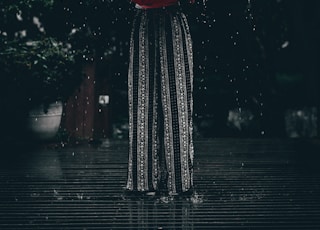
(132, 0, 194, 9)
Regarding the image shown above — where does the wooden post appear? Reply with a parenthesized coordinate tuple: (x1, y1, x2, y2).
(62, 57, 113, 141)
(64, 60, 96, 140)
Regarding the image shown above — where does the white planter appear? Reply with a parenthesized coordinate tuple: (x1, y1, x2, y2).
(27, 101, 63, 140)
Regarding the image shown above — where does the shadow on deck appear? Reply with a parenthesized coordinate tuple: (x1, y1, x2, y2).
(0, 138, 320, 229)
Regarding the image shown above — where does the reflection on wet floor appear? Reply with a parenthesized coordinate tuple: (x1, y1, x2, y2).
(0, 139, 320, 229)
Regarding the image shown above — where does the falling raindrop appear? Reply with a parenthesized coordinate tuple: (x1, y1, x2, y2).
(281, 41, 289, 48)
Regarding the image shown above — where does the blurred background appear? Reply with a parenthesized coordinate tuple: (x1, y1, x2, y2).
(0, 0, 319, 144)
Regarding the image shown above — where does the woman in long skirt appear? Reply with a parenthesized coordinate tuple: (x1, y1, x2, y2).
(126, 0, 195, 197)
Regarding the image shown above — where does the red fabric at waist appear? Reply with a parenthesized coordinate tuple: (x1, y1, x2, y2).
(132, 0, 178, 9)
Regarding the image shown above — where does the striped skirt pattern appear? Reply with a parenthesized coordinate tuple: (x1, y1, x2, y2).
(126, 6, 194, 194)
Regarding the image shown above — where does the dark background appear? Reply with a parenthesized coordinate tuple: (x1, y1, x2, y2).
(108, 0, 320, 139)
(1, 0, 319, 140)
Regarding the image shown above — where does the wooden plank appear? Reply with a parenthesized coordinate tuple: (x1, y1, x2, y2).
(0, 139, 320, 229)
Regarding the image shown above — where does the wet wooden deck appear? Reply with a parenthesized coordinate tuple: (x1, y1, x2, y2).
(1, 138, 320, 229)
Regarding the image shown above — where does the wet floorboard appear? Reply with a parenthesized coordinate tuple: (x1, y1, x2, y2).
(0, 138, 320, 229)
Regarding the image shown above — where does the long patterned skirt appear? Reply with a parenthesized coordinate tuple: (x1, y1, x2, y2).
(126, 6, 194, 195)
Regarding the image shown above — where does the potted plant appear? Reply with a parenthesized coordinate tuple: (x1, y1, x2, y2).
(0, 0, 87, 141)
(0, 36, 84, 141)
(0, 0, 132, 142)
